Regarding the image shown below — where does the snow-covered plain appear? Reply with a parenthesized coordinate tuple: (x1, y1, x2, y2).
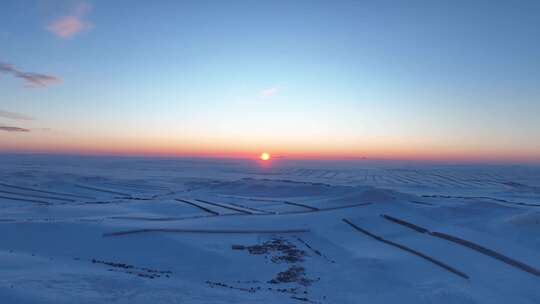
(1, 154, 539, 303)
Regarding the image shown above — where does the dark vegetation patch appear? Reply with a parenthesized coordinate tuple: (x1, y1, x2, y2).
(269, 265, 318, 286)
(214, 237, 327, 303)
(291, 295, 324, 303)
(91, 259, 172, 279)
(206, 281, 260, 293)
(232, 237, 306, 264)
(116, 196, 153, 201)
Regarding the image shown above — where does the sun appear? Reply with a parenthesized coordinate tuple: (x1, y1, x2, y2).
(260, 152, 271, 161)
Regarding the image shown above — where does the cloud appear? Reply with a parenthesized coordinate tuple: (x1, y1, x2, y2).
(0, 110, 34, 121)
(0, 126, 30, 132)
(0, 63, 61, 87)
(47, 2, 93, 38)
(259, 86, 281, 99)
(47, 15, 93, 38)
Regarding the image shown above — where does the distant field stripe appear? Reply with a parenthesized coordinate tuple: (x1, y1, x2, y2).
(0, 195, 50, 205)
(446, 173, 481, 187)
(0, 189, 74, 202)
(343, 218, 468, 279)
(408, 200, 435, 206)
(106, 182, 169, 189)
(100, 184, 151, 192)
(316, 170, 328, 178)
(283, 201, 319, 211)
(422, 194, 540, 207)
(403, 174, 426, 185)
(195, 199, 252, 214)
(377, 176, 393, 184)
(432, 232, 540, 278)
(175, 199, 219, 215)
(74, 184, 131, 196)
(316, 203, 371, 212)
(109, 215, 210, 221)
(228, 202, 274, 214)
(326, 172, 339, 179)
(281, 203, 371, 215)
(381, 214, 540, 278)
(104, 183, 169, 191)
(103, 228, 310, 237)
(472, 180, 499, 187)
(171, 201, 372, 217)
(0, 182, 92, 199)
(381, 214, 429, 233)
(414, 175, 445, 187)
(218, 195, 287, 204)
(469, 196, 540, 207)
(426, 173, 461, 185)
(394, 175, 414, 184)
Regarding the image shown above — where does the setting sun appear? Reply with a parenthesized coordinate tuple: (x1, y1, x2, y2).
(260, 152, 271, 161)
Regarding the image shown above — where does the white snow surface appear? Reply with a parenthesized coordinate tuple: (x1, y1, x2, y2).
(1, 154, 539, 303)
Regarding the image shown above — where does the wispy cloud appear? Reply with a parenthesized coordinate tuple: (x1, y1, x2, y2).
(0, 63, 61, 87)
(0, 126, 30, 132)
(259, 86, 281, 100)
(47, 2, 93, 39)
(0, 110, 34, 121)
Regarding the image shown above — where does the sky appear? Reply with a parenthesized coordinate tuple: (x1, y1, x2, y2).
(1, 0, 539, 163)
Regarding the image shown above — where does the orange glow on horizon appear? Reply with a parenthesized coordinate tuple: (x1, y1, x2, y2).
(1, 132, 539, 164)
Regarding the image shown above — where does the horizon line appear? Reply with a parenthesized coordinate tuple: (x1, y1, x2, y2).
(1, 150, 539, 166)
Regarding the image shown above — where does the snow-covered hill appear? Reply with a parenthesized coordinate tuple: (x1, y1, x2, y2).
(1, 155, 539, 303)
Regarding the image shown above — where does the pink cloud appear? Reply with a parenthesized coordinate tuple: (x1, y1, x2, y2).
(47, 16, 91, 38)
(47, 2, 93, 39)
(259, 86, 281, 99)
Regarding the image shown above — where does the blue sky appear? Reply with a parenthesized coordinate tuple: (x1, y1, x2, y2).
(1, 0, 539, 161)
